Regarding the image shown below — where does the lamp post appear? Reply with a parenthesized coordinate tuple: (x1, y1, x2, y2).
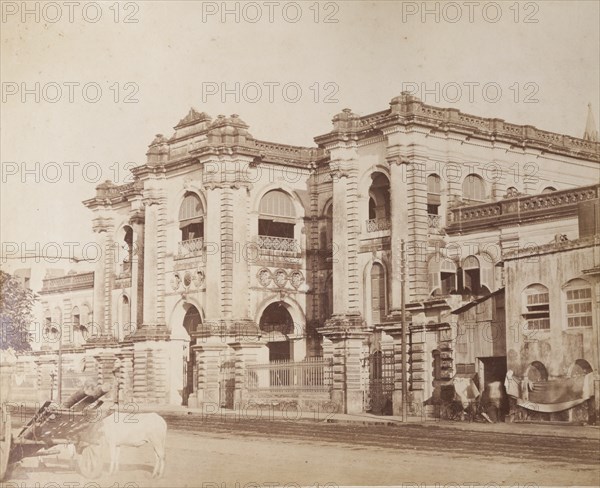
(57, 332, 63, 405)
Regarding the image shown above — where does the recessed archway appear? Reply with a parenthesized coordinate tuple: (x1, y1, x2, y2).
(259, 301, 295, 361)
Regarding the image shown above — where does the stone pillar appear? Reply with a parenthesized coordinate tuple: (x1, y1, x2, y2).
(330, 164, 349, 315)
(387, 150, 428, 305)
(94, 352, 117, 386)
(142, 193, 162, 327)
(322, 325, 368, 414)
(92, 217, 114, 335)
(383, 326, 412, 417)
(231, 341, 269, 406)
(115, 348, 134, 404)
(192, 343, 227, 408)
(129, 208, 145, 334)
(132, 342, 168, 405)
(329, 146, 360, 314)
(388, 157, 410, 310)
(203, 183, 223, 324)
(203, 162, 254, 336)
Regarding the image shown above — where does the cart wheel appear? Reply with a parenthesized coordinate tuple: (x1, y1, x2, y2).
(0, 410, 11, 481)
(78, 444, 103, 479)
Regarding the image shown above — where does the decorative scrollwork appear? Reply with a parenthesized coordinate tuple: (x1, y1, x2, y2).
(290, 271, 304, 289)
(274, 269, 288, 288)
(258, 269, 272, 287)
(171, 274, 181, 291)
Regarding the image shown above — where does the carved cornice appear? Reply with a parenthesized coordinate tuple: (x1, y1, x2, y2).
(92, 217, 114, 234)
(129, 209, 145, 226)
(142, 188, 165, 206)
(203, 180, 253, 191)
(447, 184, 599, 235)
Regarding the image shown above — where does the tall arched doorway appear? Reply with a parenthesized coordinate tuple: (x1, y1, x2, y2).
(259, 302, 294, 361)
(182, 305, 201, 406)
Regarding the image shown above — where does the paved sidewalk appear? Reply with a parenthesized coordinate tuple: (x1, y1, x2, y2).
(138, 403, 600, 440)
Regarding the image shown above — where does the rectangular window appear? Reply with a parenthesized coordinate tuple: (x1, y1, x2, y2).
(524, 290, 550, 330)
(567, 287, 593, 327)
(427, 204, 439, 216)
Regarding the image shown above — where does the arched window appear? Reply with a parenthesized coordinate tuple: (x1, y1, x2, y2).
(368, 197, 377, 220)
(523, 284, 550, 330)
(462, 256, 481, 294)
(321, 202, 333, 255)
(542, 186, 557, 193)
(71, 306, 80, 325)
(462, 255, 480, 293)
(462, 174, 486, 202)
(371, 263, 386, 324)
(179, 193, 204, 242)
(367, 172, 391, 232)
(80, 304, 91, 330)
(46, 307, 63, 345)
(121, 296, 131, 328)
(119, 225, 133, 274)
(259, 190, 296, 242)
(428, 257, 457, 296)
(427, 174, 442, 217)
(564, 279, 593, 328)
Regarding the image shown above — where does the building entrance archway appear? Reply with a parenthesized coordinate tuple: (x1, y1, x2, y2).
(259, 301, 294, 361)
(182, 305, 201, 406)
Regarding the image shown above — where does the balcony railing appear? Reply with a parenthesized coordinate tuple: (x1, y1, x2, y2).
(246, 357, 332, 392)
(178, 238, 204, 258)
(366, 217, 391, 232)
(41, 272, 94, 293)
(257, 235, 299, 253)
(447, 184, 599, 234)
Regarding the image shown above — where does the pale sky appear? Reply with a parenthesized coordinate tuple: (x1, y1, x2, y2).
(1, 0, 599, 267)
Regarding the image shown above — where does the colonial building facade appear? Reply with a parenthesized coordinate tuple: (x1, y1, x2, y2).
(8, 93, 600, 421)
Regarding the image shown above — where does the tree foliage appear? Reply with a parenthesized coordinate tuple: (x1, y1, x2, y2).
(1, 270, 35, 352)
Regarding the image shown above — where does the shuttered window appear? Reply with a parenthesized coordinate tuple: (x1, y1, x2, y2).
(565, 280, 593, 328)
(462, 174, 486, 201)
(523, 284, 550, 330)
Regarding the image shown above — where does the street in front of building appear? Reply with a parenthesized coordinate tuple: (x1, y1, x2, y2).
(4, 418, 599, 487)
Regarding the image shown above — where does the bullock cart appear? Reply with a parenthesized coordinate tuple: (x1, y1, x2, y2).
(0, 383, 112, 480)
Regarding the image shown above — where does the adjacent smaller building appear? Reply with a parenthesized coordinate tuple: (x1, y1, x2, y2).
(503, 229, 599, 423)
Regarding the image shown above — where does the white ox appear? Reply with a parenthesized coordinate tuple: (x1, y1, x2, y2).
(96, 410, 167, 478)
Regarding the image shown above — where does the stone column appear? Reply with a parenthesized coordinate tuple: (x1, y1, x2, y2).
(330, 163, 349, 315)
(115, 348, 134, 404)
(203, 182, 223, 325)
(94, 351, 117, 399)
(192, 343, 227, 408)
(142, 194, 160, 327)
(387, 151, 428, 306)
(383, 326, 412, 417)
(322, 326, 368, 414)
(92, 217, 114, 335)
(129, 208, 145, 334)
(231, 341, 269, 407)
